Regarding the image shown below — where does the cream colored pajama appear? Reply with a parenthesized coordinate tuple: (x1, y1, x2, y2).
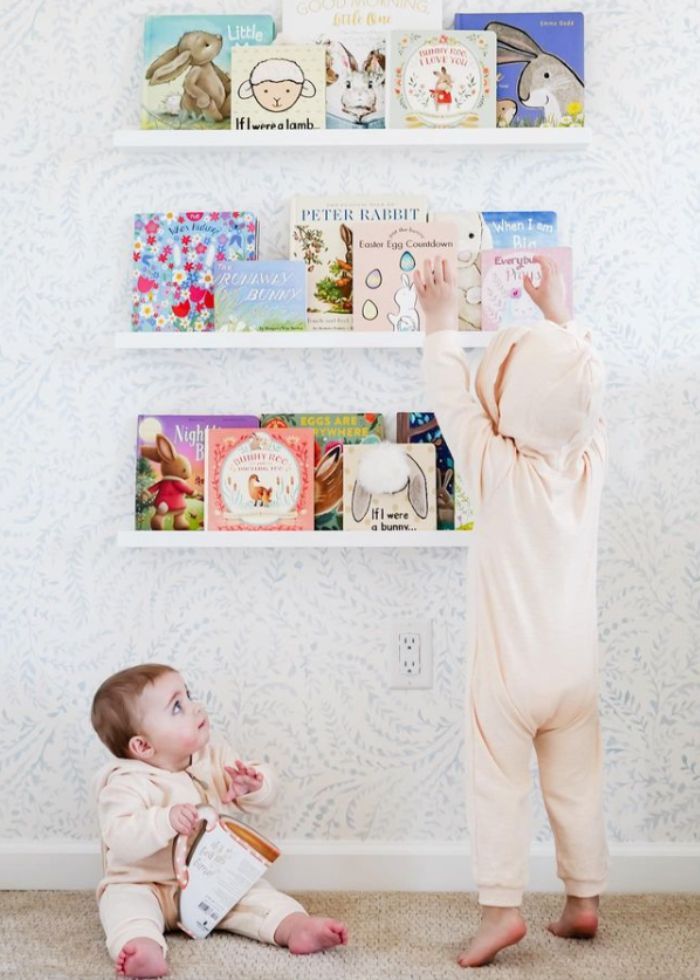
(99, 878, 305, 960)
(424, 321, 608, 906)
(95, 738, 305, 961)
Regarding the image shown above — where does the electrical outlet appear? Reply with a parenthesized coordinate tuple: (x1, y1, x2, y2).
(390, 620, 433, 689)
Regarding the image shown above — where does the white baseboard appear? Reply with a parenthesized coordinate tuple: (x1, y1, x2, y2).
(1, 839, 698, 893)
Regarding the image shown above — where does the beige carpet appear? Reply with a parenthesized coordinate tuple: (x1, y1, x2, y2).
(0, 891, 698, 980)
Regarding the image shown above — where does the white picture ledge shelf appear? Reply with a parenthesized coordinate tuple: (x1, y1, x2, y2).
(113, 128, 591, 151)
(114, 331, 492, 350)
(117, 531, 470, 549)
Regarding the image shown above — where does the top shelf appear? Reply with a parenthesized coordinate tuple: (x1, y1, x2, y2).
(113, 127, 591, 151)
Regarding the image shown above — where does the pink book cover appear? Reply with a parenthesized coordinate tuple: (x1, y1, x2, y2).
(352, 221, 457, 332)
(480, 247, 573, 331)
(205, 428, 315, 531)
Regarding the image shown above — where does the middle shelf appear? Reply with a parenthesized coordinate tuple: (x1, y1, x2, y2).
(114, 331, 493, 350)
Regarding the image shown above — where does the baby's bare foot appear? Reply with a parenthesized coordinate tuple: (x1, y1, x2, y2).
(458, 906, 527, 968)
(115, 938, 168, 977)
(548, 895, 599, 939)
(275, 912, 348, 954)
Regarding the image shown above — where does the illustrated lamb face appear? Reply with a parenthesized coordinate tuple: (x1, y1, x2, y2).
(238, 58, 317, 113)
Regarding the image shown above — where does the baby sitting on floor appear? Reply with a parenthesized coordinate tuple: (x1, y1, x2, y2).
(91, 663, 348, 978)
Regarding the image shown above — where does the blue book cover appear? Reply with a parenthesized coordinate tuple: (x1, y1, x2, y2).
(141, 14, 276, 129)
(453, 12, 584, 127)
(214, 261, 308, 331)
(132, 211, 258, 332)
(482, 211, 558, 248)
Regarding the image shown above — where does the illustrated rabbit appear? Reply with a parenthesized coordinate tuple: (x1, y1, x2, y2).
(146, 31, 231, 123)
(140, 434, 195, 531)
(487, 21, 584, 125)
(455, 211, 493, 330)
(315, 444, 344, 518)
(351, 444, 429, 522)
(324, 40, 385, 125)
(388, 273, 420, 332)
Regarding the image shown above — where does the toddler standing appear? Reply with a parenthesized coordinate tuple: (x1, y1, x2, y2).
(91, 663, 347, 977)
(418, 257, 607, 967)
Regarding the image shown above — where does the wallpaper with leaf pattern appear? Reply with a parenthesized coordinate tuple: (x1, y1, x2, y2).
(1, 0, 698, 846)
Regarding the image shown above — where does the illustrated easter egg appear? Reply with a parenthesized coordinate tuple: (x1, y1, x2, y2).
(365, 269, 382, 289)
(362, 300, 379, 321)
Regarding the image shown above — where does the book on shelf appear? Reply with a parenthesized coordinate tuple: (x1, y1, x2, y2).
(351, 220, 457, 332)
(175, 811, 280, 940)
(213, 261, 307, 331)
(205, 428, 315, 531)
(261, 413, 385, 530)
(289, 196, 428, 329)
(343, 443, 437, 531)
(229, 45, 327, 131)
(132, 211, 258, 333)
(480, 246, 573, 331)
(141, 15, 275, 130)
(387, 30, 497, 129)
(317, 34, 387, 129)
(282, 0, 443, 35)
(453, 12, 584, 128)
(136, 415, 258, 531)
(396, 412, 474, 530)
(430, 211, 558, 330)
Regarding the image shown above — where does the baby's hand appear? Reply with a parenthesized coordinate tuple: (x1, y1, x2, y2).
(169, 803, 201, 837)
(523, 255, 569, 325)
(222, 760, 264, 804)
(414, 257, 458, 333)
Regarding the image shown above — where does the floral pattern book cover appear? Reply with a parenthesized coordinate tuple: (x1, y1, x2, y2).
(131, 211, 257, 332)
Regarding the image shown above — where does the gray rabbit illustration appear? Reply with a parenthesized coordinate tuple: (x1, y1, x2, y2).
(146, 31, 231, 123)
(351, 452, 429, 522)
(487, 21, 584, 125)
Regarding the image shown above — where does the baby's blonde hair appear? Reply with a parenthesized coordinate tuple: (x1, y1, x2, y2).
(91, 663, 175, 758)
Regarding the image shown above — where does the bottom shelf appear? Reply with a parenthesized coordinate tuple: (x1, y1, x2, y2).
(117, 531, 471, 549)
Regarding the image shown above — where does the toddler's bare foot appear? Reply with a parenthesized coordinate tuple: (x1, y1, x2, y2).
(458, 906, 527, 968)
(275, 912, 348, 954)
(548, 895, 599, 939)
(115, 938, 168, 977)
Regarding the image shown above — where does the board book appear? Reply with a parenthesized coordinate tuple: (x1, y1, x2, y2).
(480, 246, 573, 330)
(343, 443, 437, 531)
(387, 30, 496, 129)
(205, 427, 315, 531)
(453, 11, 584, 128)
(214, 261, 307, 331)
(352, 220, 457, 332)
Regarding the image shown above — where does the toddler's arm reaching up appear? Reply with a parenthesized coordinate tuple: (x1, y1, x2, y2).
(417, 259, 514, 509)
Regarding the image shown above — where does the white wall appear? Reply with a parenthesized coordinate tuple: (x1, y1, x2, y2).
(2, 0, 699, 886)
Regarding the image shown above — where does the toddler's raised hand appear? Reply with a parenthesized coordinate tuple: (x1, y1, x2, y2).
(223, 760, 264, 804)
(414, 257, 458, 333)
(523, 255, 569, 325)
(169, 803, 200, 836)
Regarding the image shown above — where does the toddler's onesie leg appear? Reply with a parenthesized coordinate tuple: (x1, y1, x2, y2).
(216, 878, 307, 945)
(534, 702, 608, 897)
(468, 665, 535, 907)
(99, 883, 168, 963)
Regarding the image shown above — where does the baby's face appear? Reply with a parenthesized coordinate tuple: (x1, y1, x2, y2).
(135, 671, 210, 768)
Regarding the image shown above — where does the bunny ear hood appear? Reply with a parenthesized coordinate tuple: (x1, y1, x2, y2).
(475, 321, 604, 468)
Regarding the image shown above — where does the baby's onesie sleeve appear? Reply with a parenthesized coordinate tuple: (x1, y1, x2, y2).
(209, 739, 278, 813)
(422, 330, 514, 509)
(558, 319, 608, 471)
(98, 774, 176, 864)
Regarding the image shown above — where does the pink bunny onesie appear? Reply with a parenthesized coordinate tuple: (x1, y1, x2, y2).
(423, 320, 608, 906)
